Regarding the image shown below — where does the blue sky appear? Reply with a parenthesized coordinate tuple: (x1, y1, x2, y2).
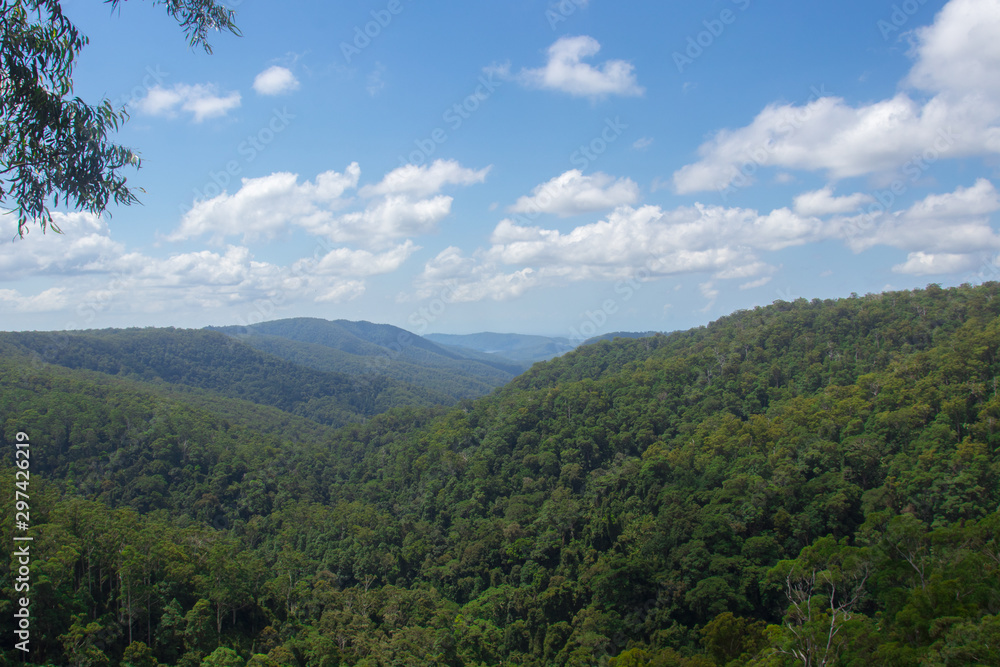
(3, 0, 1000, 337)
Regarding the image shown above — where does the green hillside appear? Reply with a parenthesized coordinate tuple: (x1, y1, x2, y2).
(2, 284, 1000, 666)
(209, 318, 525, 400)
(0, 327, 455, 427)
(424, 332, 577, 364)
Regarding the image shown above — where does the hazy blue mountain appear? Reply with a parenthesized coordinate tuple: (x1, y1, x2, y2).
(424, 331, 577, 364)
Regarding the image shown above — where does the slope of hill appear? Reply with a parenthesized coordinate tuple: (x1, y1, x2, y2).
(2, 283, 999, 666)
(0, 327, 456, 427)
(582, 330, 664, 345)
(208, 318, 524, 400)
(424, 331, 577, 364)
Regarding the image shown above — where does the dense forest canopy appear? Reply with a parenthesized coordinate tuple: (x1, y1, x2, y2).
(2, 283, 1000, 665)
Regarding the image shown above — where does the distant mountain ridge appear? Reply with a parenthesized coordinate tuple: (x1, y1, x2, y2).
(0, 327, 459, 428)
(207, 318, 525, 400)
(582, 330, 665, 345)
(424, 331, 577, 364)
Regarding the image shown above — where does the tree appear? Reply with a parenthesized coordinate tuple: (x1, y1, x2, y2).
(120, 641, 158, 667)
(0, 0, 239, 237)
(766, 537, 873, 666)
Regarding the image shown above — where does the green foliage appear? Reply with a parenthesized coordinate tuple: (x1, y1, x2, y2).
(120, 641, 157, 667)
(209, 317, 524, 400)
(3, 283, 1000, 665)
(200, 647, 245, 667)
(0, 0, 237, 235)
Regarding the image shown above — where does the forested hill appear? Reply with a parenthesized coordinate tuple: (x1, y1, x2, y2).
(208, 318, 525, 400)
(0, 327, 458, 426)
(3, 283, 1000, 666)
(423, 332, 577, 364)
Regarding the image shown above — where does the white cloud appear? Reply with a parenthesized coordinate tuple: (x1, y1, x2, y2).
(136, 83, 241, 122)
(302, 241, 418, 277)
(253, 66, 300, 96)
(489, 203, 819, 272)
(673, 0, 1000, 192)
(172, 160, 489, 249)
(509, 170, 640, 217)
(794, 187, 875, 216)
(415, 247, 538, 303)
(171, 165, 362, 242)
(907, 0, 1000, 100)
(360, 160, 491, 198)
(0, 287, 69, 313)
(315, 196, 455, 248)
(0, 213, 125, 276)
(513, 36, 643, 98)
(840, 179, 1000, 254)
(315, 281, 367, 303)
(0, 206, 428, 320)
(116, 245, 366, 309)
(892, 251, 981, 275)
(413, 202, 825, 302)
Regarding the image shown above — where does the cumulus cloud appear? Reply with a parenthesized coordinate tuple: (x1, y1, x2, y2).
(839, 179, 1000, 255)
(673, 0, 1000, 192)
(413, 202, 824, 302)
(0, 287, 69, 313)
(906, 0, 1000, 100)
(794, 187, 875, 216)
(315, 196, 455, 248)
(415, 247, 538, 303)
(253, 66, 300, 96)
(1, 230, 418, 318)
(171, 165, 362, 243)
(302, 241, 418, 277)
(892, 251, 982, 275)
(509, 170, 640, 218)
(0, 213, 125, 276)
(417, 174, 996, 302)
(360, 160, 491, 198)
(171, 160, 490, 249)
(1, 192, 438, 320)
(121, 240, 420, 308)
(136, 83, 241, 122)
(509, 36, 643, 98)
